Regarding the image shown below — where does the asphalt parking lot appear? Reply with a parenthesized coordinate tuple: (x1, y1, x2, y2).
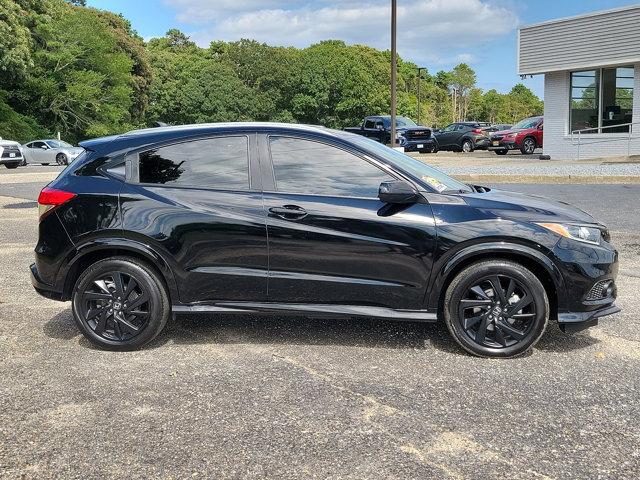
(1, 165, 639, 479)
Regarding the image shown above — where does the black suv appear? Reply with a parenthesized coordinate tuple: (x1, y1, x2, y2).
(31, 123, 620, 357)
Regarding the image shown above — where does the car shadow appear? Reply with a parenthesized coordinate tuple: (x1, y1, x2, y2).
(44, 309, 601, 356)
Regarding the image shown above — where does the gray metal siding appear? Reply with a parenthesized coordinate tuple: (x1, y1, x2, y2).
(519, 6, 640, 75)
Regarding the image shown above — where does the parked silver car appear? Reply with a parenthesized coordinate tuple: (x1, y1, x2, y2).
(0, 137, 25, 169)
(23, 139, 83, 165)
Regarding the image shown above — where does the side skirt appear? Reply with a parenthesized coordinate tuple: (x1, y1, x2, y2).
(172, 302, 438, 322)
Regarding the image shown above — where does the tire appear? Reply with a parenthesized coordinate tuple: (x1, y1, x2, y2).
(461, 139, 474, 153)
(56, 153, 68, 166)
(4, 163, 19, 169)
(443, 260, 549, 358)
(71, 256, 170, 350)
(520, 137, 536, 155)
(495, 149, 508, 155)
(41, 163, 50, 166)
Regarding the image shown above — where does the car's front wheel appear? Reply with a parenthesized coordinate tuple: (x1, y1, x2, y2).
(72, 257, 170, 350)
(444, 260, 549, 357)
(4, 163, 19, 169)
(520, 137, 537, 155)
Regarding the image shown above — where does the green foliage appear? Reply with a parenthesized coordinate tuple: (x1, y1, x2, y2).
(0, 1, 543, 143)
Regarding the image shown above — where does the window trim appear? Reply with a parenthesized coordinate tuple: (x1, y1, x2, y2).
(131, 134, 257, 192)
(265, 134, 401, 200)
(569, 66, 634, 134)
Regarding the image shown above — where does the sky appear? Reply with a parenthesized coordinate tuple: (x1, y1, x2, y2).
(88, 0, 639, 98)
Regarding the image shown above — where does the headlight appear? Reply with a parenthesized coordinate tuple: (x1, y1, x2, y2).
(537, 223, 602, 245)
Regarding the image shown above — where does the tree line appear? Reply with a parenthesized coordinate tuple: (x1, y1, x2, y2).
(0, 0, 543, 143)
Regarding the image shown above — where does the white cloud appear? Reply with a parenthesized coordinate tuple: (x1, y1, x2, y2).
(164, 0, 518, 66)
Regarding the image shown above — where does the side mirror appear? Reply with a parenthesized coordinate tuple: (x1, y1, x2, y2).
(538, 125, 543, 131)
(40, 145, 48, 150)
(376, 124, 385, 131)
(378, 180, 420, 204)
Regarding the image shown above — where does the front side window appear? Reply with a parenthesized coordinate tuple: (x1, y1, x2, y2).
(571, 67, 634, 133)
(138, 136, 249, 189)
(441, 124, 456, 132)
(364, 119, 376, 129)
(269, 137, 394, 198)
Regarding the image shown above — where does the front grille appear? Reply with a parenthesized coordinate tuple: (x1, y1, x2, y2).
(405, 130, 431, 140)
(586, 280, 615, 301)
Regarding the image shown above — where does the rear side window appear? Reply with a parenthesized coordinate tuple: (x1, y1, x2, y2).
(269, 136, 394, 198)
(138, 136, 249, 189)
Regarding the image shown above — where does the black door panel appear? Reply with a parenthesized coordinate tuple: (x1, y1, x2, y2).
(121, 186, 268, 303)
(263, 194, 436, 309)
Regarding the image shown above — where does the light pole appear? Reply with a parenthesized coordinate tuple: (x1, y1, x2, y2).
(417, 67, 426, 125)
(390, 0, 397, 147)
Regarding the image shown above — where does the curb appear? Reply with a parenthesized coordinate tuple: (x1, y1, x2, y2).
(451, 174, 640, 184)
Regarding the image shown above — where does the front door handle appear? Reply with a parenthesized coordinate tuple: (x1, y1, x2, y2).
(268, 205, 307, 219)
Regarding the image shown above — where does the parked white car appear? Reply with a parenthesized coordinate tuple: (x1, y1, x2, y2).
(0, 137, 25, 169)
(23, 139, 84, 165)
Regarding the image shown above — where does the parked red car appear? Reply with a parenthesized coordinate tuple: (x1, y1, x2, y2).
(488, 116, 543, 155)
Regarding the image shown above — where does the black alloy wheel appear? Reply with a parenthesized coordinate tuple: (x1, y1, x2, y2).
(521, 137, 536, 155)
(444, 260, 548, 357)
(72, 257, 170, 350)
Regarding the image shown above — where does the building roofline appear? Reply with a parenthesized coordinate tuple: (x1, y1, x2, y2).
(519, 4, 640, 31)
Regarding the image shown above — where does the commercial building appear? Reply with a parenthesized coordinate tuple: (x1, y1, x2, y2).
(518, 5, 640, 159)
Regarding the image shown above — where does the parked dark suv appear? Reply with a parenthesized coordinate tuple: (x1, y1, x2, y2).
(433, 122, 491, 152)
(31, 123, 620, 357)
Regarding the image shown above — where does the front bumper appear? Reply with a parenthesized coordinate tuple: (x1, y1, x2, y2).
(558, 303, 621, 333)
(402, 138, 437, 152)
(488, 140, 516, 151)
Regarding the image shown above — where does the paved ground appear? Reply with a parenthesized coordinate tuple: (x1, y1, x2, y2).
(1, 166, 639, 479)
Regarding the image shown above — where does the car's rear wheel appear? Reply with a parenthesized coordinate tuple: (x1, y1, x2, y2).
(444, 260, 549, 357)
(520, 137, 536, 155)
(495, 149, 508, 155)
(72, 257, 170, 350)
(56, 153, 68, 166)
(4, 163, 19, 169)
(461, 139, 474, 153)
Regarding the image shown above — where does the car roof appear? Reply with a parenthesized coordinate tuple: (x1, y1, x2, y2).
(79, 122, 359, 153)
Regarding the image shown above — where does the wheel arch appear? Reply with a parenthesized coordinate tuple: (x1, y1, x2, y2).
(429, 242, 563, 321)
(60, 240, 179, 302)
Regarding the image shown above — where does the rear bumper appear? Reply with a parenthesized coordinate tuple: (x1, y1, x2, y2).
(474, 137, 490, 149)
(30, 263, 64, 301)
(558, 303, 621, 333)
(0, 157, 23, 164)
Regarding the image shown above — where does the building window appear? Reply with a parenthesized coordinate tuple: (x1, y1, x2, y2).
(570, 66, 634, 134)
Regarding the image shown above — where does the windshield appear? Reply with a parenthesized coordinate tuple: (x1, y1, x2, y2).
(396, 116, 417, 127)
(46, 140, 73, 148)
(351, 136, 472, 193)
(511, 117, 540, 130)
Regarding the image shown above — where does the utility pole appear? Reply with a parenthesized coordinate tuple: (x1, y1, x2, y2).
(390, 0, 397, 147)
(417, 67, 426, 125)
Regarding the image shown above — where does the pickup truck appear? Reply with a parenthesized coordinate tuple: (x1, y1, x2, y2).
(344, 116, 436, 153)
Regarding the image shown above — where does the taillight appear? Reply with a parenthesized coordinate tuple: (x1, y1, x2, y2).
(472, 129, 483, 134)
(37, 187, 76, 219)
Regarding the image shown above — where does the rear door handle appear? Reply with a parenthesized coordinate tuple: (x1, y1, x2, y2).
(268, 205, 307, 219)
